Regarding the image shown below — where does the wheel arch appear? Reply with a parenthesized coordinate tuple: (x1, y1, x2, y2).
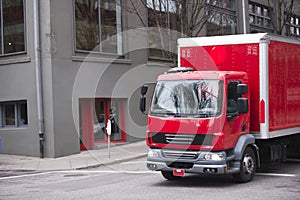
(234, 134, 260, 168)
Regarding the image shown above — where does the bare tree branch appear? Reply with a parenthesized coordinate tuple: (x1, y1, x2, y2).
(268, 0, 297, 35)
(129, 0, 147, 27)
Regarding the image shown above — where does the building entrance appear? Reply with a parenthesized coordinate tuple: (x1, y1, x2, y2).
(80, 98, 126, 150)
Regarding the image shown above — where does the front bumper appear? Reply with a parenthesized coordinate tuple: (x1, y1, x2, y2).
(147, 148, 240, 175)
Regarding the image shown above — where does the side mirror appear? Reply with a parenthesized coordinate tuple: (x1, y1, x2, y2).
(141, 85, 148, 96)
(237, 84, 248, 96)
(237, 98, 248, 114)
(139, 97, 146, 113)
(140, 84, 148, 114)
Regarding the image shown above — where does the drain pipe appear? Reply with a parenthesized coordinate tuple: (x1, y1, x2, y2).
(33, 0, 45, 158)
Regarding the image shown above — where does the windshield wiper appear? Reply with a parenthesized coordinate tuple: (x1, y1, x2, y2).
(151, 111, 181, 117)
(195, 113, 209, 118)
(165, 112, 181, 117)
(192, 113, 215, 118)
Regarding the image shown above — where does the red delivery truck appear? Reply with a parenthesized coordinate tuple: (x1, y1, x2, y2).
(139, 33, 300, 183)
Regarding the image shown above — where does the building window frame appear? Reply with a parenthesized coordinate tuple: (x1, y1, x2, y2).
(205, 0, 237, 36)
(73, 0, 123, 55)
(248, 1, 272, 33)
(146, 0, 181, 60)
(0, 100, 28, 128)
(285, 14, 300, 38)
(0, 0, 26, 57)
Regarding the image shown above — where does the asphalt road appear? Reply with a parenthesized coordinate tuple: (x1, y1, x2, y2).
(0, 158, 299, 200)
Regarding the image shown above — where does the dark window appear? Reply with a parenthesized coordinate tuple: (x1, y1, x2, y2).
(227, 82, 238, 113)
(248, 2, 272, 33)
(4, 103, 15, 126)
(0, 100, 28, 128)
(74, 0, 122, 54)
(286, 14, 300, 38)
(206, 0, 237, 36)
(0, 0, 25, 55)
(19, 101, 27, 125)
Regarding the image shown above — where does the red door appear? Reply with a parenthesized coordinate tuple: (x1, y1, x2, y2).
(79, 99, 94, 150)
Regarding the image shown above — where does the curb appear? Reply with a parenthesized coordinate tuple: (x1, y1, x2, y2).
(75, 154, 147, 170)
(0, 154, 148, 172)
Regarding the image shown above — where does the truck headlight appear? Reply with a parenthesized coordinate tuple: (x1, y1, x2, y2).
(148, 150, 159, 158)
(203, 153, 225, 161)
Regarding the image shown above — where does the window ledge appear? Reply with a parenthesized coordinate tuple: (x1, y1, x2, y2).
(146, 60, 174, 68)
(72, 56, 132, 65)
(0, 56, 31, 66)
(0, 127, 28, 131)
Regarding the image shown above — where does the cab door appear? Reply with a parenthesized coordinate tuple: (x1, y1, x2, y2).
(224, 81, 246, 148)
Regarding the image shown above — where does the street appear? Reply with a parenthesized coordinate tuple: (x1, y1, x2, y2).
(0, 157, 299, 200)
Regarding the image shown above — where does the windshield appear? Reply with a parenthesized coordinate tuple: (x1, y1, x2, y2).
(150, 80, 223, 117)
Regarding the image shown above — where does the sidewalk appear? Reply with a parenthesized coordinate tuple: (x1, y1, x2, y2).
(0, 140, 148, 171)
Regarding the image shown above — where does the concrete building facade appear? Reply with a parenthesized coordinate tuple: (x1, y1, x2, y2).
(0, 0, 299, 158)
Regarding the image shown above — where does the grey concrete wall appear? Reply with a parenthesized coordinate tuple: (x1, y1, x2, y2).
(0, 0, 182, 157)
(0, 61, 40, 156)
(0, 0, 40, 156)
(46, 0, 170, 157)
(49, 0, 78, 157)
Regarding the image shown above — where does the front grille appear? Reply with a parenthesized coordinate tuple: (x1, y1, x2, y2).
(162, 150, 199, 159)
(165, 134, 195, 145)
(151, 133, 213, 146)
(167, 162, 194, 169)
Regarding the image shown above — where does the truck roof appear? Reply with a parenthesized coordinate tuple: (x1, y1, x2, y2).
(157, 70, 247, 81)
(178, 33, 300, 47)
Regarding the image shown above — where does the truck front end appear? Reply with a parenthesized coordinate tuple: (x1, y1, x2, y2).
(140, 68, 257, 182)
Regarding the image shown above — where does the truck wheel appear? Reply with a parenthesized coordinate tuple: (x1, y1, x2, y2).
(233, 147, 256, 183)
(161, 171, 182, 181)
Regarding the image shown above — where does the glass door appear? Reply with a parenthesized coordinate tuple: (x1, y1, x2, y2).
(94, 99, 126, 143)
(94, 100, 107, 142)
(110, 100, 122, 141)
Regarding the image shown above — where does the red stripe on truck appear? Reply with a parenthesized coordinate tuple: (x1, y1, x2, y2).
(260, 100, 265, 123)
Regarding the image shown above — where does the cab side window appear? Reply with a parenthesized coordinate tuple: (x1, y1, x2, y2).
(227, 82, 238, 113)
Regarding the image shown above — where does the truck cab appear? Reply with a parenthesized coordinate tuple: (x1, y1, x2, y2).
(140, 67, 259, 183)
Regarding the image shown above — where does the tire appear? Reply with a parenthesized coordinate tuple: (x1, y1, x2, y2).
(161, 171, 182, 181)
(233, 147, 256, 183)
